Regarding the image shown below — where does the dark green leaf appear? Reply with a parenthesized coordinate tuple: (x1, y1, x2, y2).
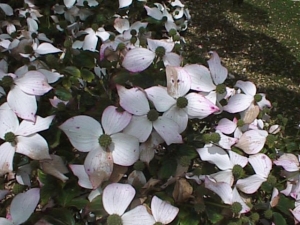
(206, 205, 223, 223)
(63, 66, 81, 78)
(158, 158, 177, 179)
(55, 87, 72, 101)
(73, 53, 95, 69)
(81, 69, 95, 82)
(276, 194, 294, 217)
(43, 208, 75, 225)
(273, 212, 287, 225)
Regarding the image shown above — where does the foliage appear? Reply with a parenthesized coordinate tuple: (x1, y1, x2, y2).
(0, 0, 299, 225)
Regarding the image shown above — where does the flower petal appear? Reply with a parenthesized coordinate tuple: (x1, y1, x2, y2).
(14, 71, 52, 96)
(114, 18, 130, 33)
(83, 32, 98, 52)
(16, 134, 51, 160)
(228, 151, 248, 168)
(84, 147, 113, 189)
(111, 133, 139, 166)
(235, 80, 256, 96)
(103, 183, 135, 215)
(163, 52, 182, 67)
(102, 106, 132, 135)
(217, 131, 238, 150)
(153, 117, 182, 145)
(0, 3, 13, 16)
(184, 64, 216, 92)
(151, 196, 179, 224)
(204, 177, 232, 204)
(147, 38, 174, 53)
(59, 115, 102, 152)
(123, 115, 152, 142)
(0, 218, 13, 225)
(223, 94, 254, 113)
(0, 103, 19, 139)
(166, 66, 191, 98)
(185, 93, 219, 118)
(207, 51, 227, 85)
(119, 0, 133, 8)
(249, 153, 272, 178)
(232, 187, 250, 214)
(15, 115, 55, 136)
(274, 153, 300, 172)
(235, 130, 268, 154)
(197, 144, 233, 170)
(144, 6, 163, 20)
(122, 205, 155, 225)
(145, 86, 176, 112)
(122, 48, 155, 72)
(8, 85, 37, 121)
(69, 164, 93, 189)
(0, 142, 15, 175)
(216, 118, 237, 135)
(117, 85, 150, 116)
(163, 106, 188, 133)
(10, 188, 40, 225)
(35, 43, 62, 54)
(236, 175, 266, 194)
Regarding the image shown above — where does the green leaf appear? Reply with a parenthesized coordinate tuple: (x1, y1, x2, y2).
(158, 158, 177, 179)
(67, 198, 89, 209)
(63, 66, 81, 78)
(276, 194, 294, 217)
(86, 196, 106, 216)
(73, 53, 95, 69)
(55, 86, 72, 101)
(177, 144, 198, 159)
(177, 211, 199, 225)
(206, 205, 223, 223)
(43, 208, 76, 225)
(81, 69, 95, 82)
(273, 212, 287, 225)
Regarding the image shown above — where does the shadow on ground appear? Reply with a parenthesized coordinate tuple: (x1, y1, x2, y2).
(184, 0, 300, 127)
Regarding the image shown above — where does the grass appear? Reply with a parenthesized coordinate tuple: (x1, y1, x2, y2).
(184, 0, 300, 133)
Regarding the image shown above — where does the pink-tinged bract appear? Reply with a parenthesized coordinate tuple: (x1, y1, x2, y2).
(0, 142, 15, 176)
(184, 64, 216, 92)
(117, 85, 150, 116)
(10, 188, 40, 225)
(103, 183, 136, 215)
(235, 130, 268, 154)
(205, 177, 232, 204)
(101, 106, 132, 135)
(216, 118, 237, 135)
(84, 147, 113, 189)
(274, 153, 299, 172)
(122, 48, 155, 72)
(69, 164, 93, 189)
(110, 133, 139, 166)
(147, 38, 174, 53)
(122, 205, 155, 225)
(236, 175, 266, 194)
(59, 115, 103, 152)
(223, 93, 254, 113)
(249, 153, 272, 178)
(235, 80, 257, 96)
(151, 196, 179, 224)
(207, 51, 228, 85)
(114, 18, 130, 34)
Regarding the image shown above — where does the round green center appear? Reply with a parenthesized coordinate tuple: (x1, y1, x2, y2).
(98, 134, 112, 148)
(155, 46, 166, 57)
(154, 222, 163, 225)
(1, 76, 14, 88)
(107, 214, 123, 225)
(4, 132, 16, 143)
(117, 43, 126, 51)
(130, 29, 137, 36)
(237, 119, 244, 127)
(231, 202, 242, 214)
(147, 109, 159, 122)
(216, 84, 226, 94)
(254, 94, 262, 102)
(176, 96, 188, 108)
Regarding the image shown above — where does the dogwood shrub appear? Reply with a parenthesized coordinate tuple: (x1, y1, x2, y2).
(0, 0, 298, 225)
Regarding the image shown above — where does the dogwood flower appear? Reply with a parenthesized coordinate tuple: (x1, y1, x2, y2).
(0, 70, 52, 121)
(145, 66, 219, 132)
(60, 106, 139, 188)
(117, 85, 183, 145)
(223, 80, 271, 113)
(102, 183, 154, 225)
(0, 103, 54, 175)
(197, 144, 248, 185)
(236, 153, 272, 194)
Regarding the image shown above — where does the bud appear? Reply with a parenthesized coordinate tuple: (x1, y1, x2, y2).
(117, 43, 126, 51)
(250, 212, 260, 223)
(168, 28, 177, 37)
(130, 29, 137, 36)
(155, 46, 166, 57)
(210, 133, 221, 143)
(254, 94, 262, 102)
(231, 202, 242, 214)
(264, 209, 273, 219)
(232, 164, 244, 179)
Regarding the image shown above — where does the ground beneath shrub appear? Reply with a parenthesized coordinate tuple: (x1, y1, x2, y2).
(184, 0, 300, 132)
